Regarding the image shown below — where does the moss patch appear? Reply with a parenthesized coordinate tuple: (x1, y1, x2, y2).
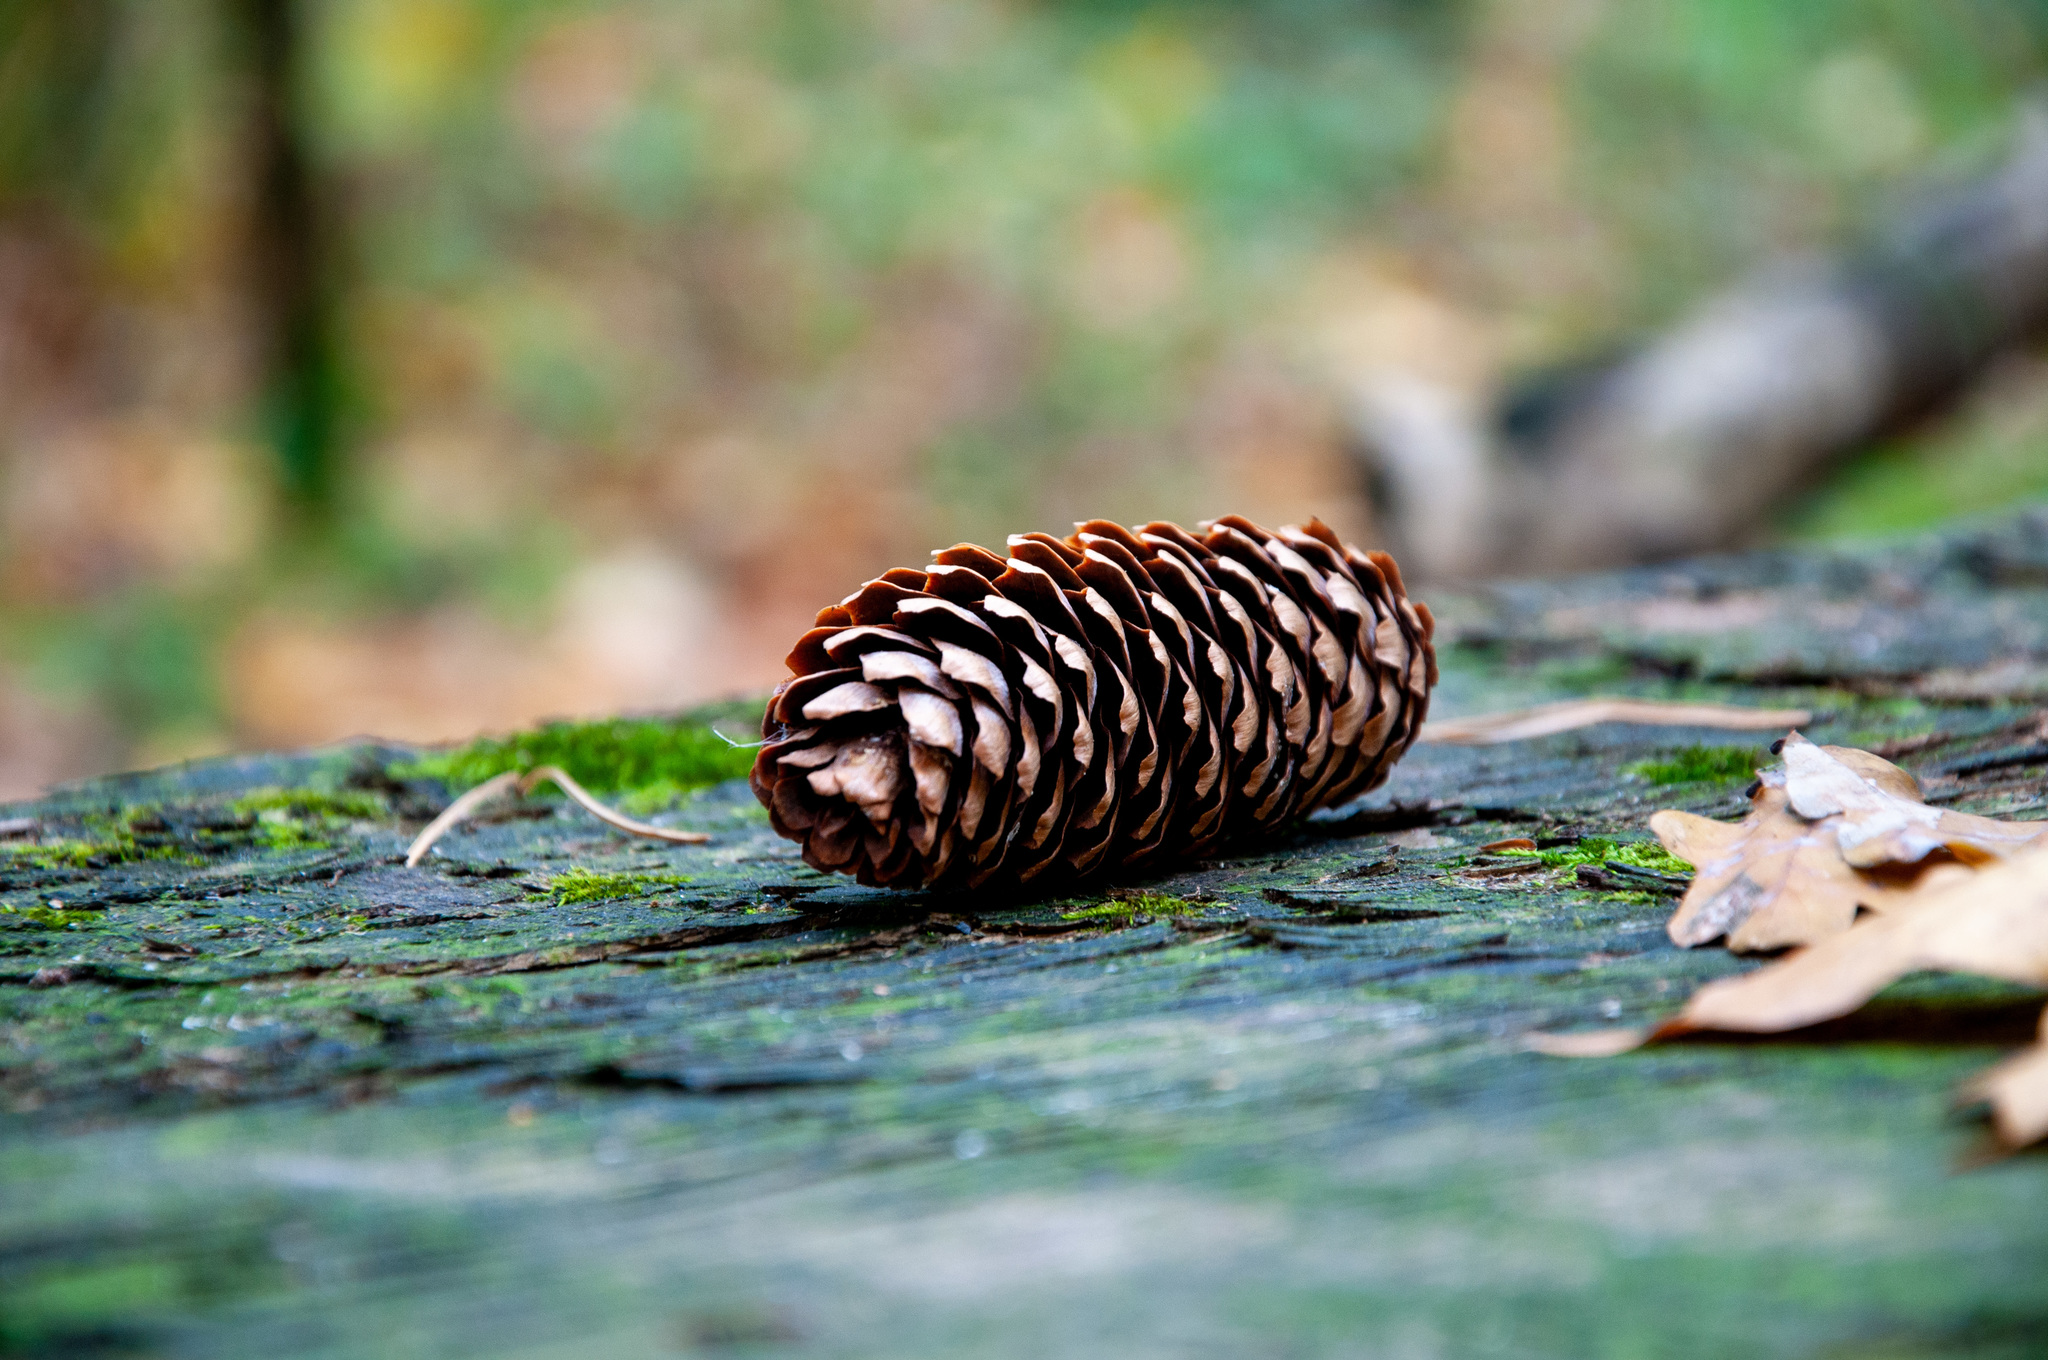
(1495, 836, 1692, 876)
(219, 788, 389, 853)
(1624, 744, 1761, 786)
(0, 819, 172, 870)
(546, 867, 693, 906)
(228, 787, 387, 821)
(0, 839, 103, 871)
(396, 713, 759, 804)
(1, 903, 101, 930)
(1060, 892, 1197, 926)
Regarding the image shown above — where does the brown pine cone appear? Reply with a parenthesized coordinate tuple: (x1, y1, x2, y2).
(750, 516, 1437, 889)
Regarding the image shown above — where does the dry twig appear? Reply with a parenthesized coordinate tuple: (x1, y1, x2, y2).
(406, 765, 709, 868)
(1419, 698, 1810, 745)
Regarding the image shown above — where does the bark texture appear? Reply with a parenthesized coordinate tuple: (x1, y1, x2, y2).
(7, 515, 2048, 1357)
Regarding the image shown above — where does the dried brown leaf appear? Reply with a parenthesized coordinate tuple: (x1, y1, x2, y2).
(1549, 739, 2048, 1150)
(1653, 779, 1933, 953)
(1674, 845, 2048, 1036)
(1781, 733, 2044, 868)
(1962, 1009, 2048, 1150)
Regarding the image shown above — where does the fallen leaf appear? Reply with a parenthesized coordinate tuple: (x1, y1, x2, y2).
(1780, 732, 2044, 868)
(1674, 843, 2048, 1036)
(1541, 736, 2048, 1152)
(1420, 698, 1810, 745)
(1538, 857, 2048, 1148)
(1962, 1009, 2048, 1150)
(1654, 775, 1934, 953)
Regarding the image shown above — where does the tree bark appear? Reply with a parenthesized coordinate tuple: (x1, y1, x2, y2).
(6, 516, 2048, 1354)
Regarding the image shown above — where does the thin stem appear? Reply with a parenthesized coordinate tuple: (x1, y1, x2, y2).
(404, 770, 523, 867)
(404, 767, 712, 868)
(520, 765, 712, 846)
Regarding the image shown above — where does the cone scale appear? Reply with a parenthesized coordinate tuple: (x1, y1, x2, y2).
(751, 516, 1437, 889)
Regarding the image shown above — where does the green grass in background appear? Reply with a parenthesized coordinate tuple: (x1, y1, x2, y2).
(1784, 367, 2048, 539)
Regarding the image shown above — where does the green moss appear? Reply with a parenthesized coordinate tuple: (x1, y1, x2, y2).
(1, 903, 101, 930)
(250, 812, 324, 852)
(0, 803, 242, 870)
(3, 1258, 186, 1341)
(1060, 892, 1194, 925)
(214, 788, 387, 853)
(1496, 837, 1692, 876)
(229, 787, 387, 820)
(0, 826, 171, 870)
(1623, 744, 1761, 786)
(394, 714, 758, 799)
(0, 839, 101, 870)
(547, 867, 692, 906)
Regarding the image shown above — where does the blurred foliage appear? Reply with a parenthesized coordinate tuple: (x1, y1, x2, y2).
(2, 0, 2048, 781)
(0, 0, 221, 256)
(308, 0, 1469, 539)
(1575, 0, 2048, 328)
(13, 588, 225, 744)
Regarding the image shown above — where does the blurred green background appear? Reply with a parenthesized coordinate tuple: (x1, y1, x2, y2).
(3, 0, 2048, 796)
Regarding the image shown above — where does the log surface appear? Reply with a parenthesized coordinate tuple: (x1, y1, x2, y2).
(7, 516, 2048, 1358)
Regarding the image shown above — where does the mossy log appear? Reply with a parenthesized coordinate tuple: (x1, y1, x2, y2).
(8, 516, 2048, 1358)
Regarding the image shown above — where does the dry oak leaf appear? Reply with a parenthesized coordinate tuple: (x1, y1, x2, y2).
(1962, 1008, 2048, 1151)
(1780, 732, 2044, 869)
(1669, 842, 2048, 1150)
(1673, 843, 2048, 1037)
(1532, 846, 2048, 1147)
(1542, 741, 2048, 1148)
(1654, 745, 1933, 954)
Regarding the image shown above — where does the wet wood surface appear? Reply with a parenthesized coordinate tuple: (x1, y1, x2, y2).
(7, 515, 2048, 1358)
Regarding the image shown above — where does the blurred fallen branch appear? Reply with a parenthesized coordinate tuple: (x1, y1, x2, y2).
(1356, 104, 2048, 576)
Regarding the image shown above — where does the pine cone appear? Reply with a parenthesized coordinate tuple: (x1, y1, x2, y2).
(750, 516, 1437, 889)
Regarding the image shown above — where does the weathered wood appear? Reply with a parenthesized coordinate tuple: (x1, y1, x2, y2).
(6, 516, 2048, 1357)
